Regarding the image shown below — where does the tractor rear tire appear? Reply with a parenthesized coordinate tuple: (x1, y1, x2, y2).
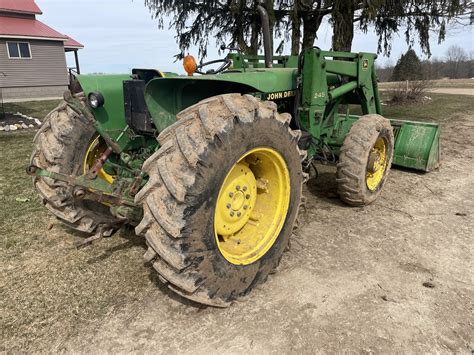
(336, 114, 394, 206)
(135, 94, 306, 307)
(31, 100, 122, 235)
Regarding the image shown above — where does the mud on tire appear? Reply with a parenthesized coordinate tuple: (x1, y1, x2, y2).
(135, 94, 307, 307)
(336, 114, 394, 206)
(31, 99, 122, 235)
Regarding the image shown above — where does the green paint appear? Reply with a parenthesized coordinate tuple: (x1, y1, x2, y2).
(76, 74, 161, 152)
(293, 48, 438, 171)
(297, 49, 379, 147)
(75, 49, 439, 172)
(65, 48, 439, 211)
(144, 68, 298, 131)
(391, 120, 440, 171)
(77, 74, 139, 152)
(229, 53, 299, 69)
(32, 166, 136, 206)
(326, 115, 440, 172)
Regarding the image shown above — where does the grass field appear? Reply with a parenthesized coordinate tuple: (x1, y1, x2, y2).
(351, 92, 474, 121)
(1, 94, 473, 352)
(379, 78, 474, 89)
(2, 100, 61, 119)
(1, 99, 151, 352)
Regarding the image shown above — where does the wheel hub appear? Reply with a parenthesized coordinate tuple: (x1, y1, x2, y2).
(84, 136, 114, 184)
(215, 163, 257, 237)
(366, 137, 388, 191)
(214, 148, 291, 265)
(231, 191, 245, 211)
(367, 150, 381, 174)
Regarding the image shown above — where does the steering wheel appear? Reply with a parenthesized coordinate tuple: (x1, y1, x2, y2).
(196, 58, 232, 75)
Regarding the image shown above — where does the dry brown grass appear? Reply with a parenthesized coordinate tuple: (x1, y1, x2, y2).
(387, 80, 432, 104)
(2, 100, 62, 118)
(379, 78, 474, 89)
(1, 102, 159, 352)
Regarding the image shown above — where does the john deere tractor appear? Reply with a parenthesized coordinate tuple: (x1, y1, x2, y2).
(28, 4, 439, 307)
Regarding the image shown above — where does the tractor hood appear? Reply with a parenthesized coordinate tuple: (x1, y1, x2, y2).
(145, 68, 298, 132)
(73, 69, 299, 150)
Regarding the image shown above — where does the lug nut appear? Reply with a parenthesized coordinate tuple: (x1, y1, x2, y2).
(226, 203, 231, 209)
(243, 186, 247, 191)
(243, 205, 248, 210)
(230, 211, 235, 217)
(237, 212, 241, 217)
(236, 185, 241, 191)
(229, 192, 234, 198)
(246, 194, 251, 199)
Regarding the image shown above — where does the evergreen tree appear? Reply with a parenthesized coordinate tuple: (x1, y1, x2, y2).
(144, 0, 470, 57)
(391, 49, 424, 81)
(333, 0, 470, 56)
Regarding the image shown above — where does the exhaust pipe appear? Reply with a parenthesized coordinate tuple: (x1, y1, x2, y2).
(256, 1, 273, 68)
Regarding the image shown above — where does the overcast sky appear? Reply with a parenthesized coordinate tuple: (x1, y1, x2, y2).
(36, 0, 473, 74)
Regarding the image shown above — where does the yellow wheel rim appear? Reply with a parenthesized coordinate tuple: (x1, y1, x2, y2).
(214, 148, 291, 266)
(366, 137, 388, 192)
(84, 136, 114, 184)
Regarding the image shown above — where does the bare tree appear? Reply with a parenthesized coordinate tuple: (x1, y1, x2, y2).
(445, 45, 468, 78)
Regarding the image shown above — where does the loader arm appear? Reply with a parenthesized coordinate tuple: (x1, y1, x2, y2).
(294, 48, 440, 172)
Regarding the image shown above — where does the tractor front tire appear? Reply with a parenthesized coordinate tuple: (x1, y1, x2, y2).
(135, 94, 306, 307)
(31, 100, 122, 235)
(336, 114, 394, 206)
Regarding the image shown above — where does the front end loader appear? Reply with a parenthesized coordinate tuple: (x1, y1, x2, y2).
(27, 4, 439, 307)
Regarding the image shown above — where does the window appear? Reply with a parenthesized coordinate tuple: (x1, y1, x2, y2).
(7, 42, 32, 59)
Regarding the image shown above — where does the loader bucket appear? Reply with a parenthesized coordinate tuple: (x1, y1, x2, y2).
(390, 120, 440, 172)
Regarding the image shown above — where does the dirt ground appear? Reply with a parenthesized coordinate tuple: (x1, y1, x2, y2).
(1, 98, 473, 353)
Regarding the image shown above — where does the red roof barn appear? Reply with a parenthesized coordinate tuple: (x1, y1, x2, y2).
(0, 0, 83, 101)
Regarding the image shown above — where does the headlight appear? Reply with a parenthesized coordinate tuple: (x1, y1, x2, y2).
(88, 92, 105, 108)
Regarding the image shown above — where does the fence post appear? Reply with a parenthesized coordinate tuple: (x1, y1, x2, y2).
(0, 88, 4, 121)
(0, 72, 5, 120)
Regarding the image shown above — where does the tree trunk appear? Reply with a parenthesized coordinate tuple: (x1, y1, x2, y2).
(250, 24, 259, 55)
(291, 7, 301, 55)
(298, 0, 325, 51)
(265, 0, 276, 54)
(236, 14, 259, 55)
(332, 0, 355, 52)
(302, 14, 323, 50)
(302, 24, 317, 50)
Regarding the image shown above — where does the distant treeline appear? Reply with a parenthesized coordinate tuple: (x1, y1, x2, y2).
(377, 45, 473, 82)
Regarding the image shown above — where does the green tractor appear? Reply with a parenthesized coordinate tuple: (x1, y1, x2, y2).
(28, 4, 439, 307)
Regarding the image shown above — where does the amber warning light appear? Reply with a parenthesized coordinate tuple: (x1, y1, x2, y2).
(183, 55, 197, 76)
